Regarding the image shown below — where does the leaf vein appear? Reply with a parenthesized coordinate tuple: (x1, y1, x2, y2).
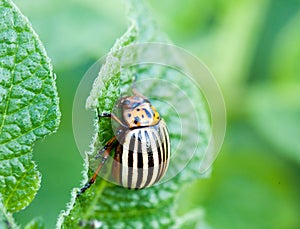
(3, 161, 35, 208)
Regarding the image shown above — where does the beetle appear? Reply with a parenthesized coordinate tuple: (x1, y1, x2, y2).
(77, 94, 170, 196)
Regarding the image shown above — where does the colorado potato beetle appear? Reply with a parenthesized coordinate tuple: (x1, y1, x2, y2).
(78, 93, 170, 195)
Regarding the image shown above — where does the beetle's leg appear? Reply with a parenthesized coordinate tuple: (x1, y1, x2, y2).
(95, 136, 116, 159)
(77, 137, 116, 197)
(99, 113, 124, 127)
(98, 112, 111, 118)
(97, 108, 127, 128)
(95, 128, 125, 159)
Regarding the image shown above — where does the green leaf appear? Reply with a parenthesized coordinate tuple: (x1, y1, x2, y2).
(270, 11, 300, 84)
(0, 0, 60, 213)
(58, 0, 209, 228)
(24, 217, 44, 229)
(0, 199, 18, 229)
(247, 84, 300, 165)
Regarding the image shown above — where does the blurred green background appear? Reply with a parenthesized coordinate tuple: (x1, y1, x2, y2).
(12, 0, 300, 228)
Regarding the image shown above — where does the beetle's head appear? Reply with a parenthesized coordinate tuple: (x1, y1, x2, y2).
(119, 96, 160, 128)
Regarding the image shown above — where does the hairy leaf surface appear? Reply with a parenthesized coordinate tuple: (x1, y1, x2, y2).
(58, 0, 209, 228)
(0, 0, 60, 212)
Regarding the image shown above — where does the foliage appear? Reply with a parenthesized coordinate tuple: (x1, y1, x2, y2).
(0, 200, 18, 229)
(57, 0, 209, 228)
(0, 0, 299, 228)
(0, 0, 60, 216)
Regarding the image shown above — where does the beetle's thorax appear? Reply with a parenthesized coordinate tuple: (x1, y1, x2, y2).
(119, 96, 160, 128)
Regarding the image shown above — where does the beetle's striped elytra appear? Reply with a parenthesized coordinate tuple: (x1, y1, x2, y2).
(77, 94, 170, 196)
(112, 120, 170, 189)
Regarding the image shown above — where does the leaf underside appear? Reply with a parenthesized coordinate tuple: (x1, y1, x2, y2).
(0, 200, 18, 229)
(0, 0, 60, 213)
(58, 0, 209, 228)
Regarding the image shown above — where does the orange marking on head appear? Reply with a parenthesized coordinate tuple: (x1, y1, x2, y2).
(120, 96, 161, 128)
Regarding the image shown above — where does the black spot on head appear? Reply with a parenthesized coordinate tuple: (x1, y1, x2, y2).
(137, 108, 140, 111)
(142, 115, 144, 118)
(128, 113, 131, 118)
(134, 116, 140, 124)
